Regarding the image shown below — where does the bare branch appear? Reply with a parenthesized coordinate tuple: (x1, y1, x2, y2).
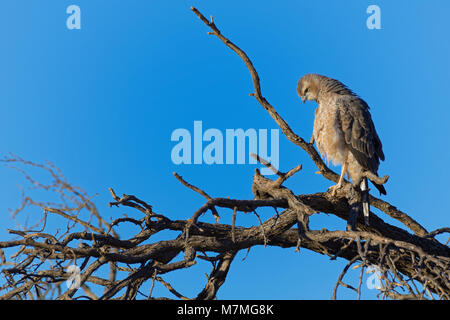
(0, 7, 447, 301)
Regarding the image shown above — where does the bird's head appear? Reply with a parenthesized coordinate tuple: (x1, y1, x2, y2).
(297, 74, 321, 103)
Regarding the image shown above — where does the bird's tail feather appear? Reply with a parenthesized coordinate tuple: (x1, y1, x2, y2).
(361, 178, 370, 226)
(371, 181, 386, 195)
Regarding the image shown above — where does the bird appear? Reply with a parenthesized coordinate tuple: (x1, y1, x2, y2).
(297, 73, 387, 225)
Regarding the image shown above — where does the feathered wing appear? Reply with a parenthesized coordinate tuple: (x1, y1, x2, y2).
(336, 95, 386, 195)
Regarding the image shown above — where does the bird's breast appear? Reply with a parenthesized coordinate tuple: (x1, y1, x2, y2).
(313, 102, 348, 166)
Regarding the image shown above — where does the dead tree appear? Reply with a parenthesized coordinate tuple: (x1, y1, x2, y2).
(0, 7, 449, 300)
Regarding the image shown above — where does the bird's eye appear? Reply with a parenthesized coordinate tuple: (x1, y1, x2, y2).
(304, 88, 309, 95)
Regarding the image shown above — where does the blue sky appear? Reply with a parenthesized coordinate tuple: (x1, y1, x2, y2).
(0, 0, 449, 299)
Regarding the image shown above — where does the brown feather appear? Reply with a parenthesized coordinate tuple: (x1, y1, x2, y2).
(298, 73, 386, 195)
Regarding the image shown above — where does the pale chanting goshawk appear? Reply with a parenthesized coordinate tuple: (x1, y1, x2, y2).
(297, 74, 387, 225)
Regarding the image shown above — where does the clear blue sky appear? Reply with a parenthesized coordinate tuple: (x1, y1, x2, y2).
(0, 0, 449, 299)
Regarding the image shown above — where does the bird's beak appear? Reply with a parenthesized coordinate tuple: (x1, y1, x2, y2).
(301, 96, 306, 103)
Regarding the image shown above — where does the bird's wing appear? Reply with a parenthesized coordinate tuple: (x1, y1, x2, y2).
(336, 95, 384, 173)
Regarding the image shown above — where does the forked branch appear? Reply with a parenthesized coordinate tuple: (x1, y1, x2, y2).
(0, 7, 448, 301)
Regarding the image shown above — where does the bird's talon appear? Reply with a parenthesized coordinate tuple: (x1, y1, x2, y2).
(329, 184, 342, 196)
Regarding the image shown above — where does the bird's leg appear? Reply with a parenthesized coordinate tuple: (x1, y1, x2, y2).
(330, 161, 348, 196)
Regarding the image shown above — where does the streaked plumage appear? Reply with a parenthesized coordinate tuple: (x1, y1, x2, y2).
(297, 74, 386, 225)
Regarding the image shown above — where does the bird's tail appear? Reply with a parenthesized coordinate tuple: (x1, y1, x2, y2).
(371, 180, 387, 195)
(361, 178, 370, 226)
